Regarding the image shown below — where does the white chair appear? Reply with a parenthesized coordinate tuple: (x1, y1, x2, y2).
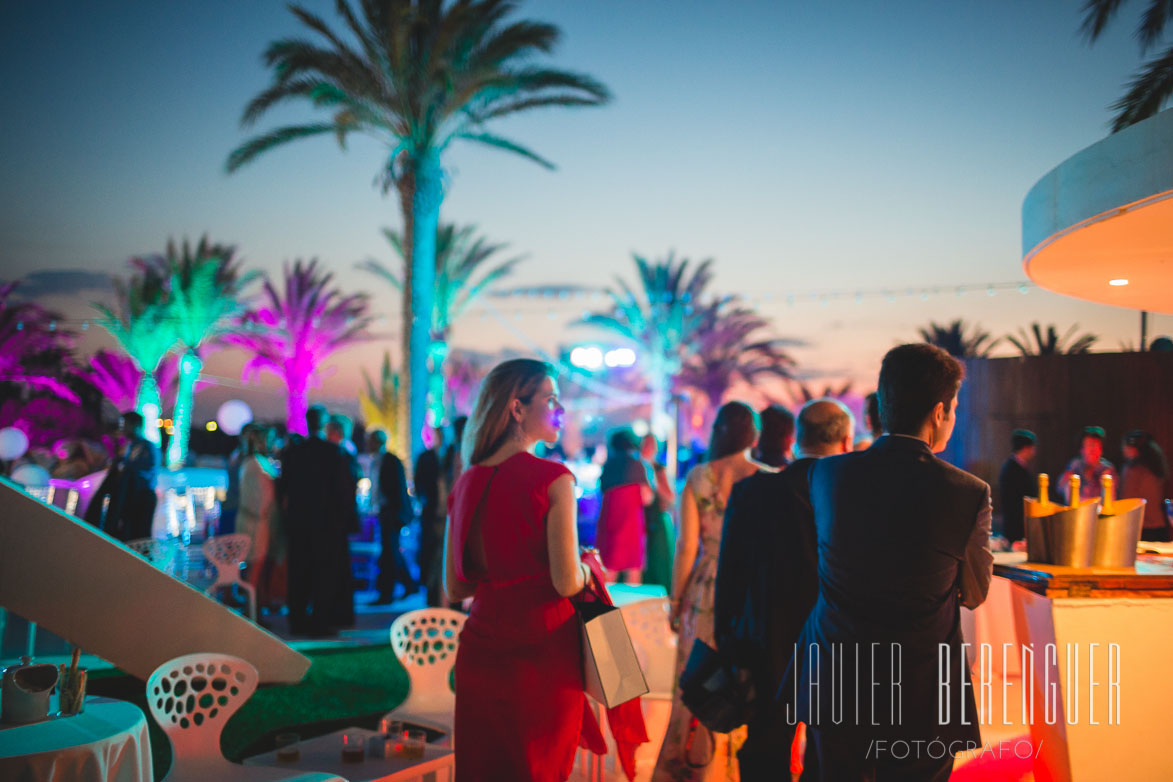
(202, 533, 256, 621)
(619, 597, 677, 700)
(146, 653, 343, 782)
(383, 608, 466, 740)
(126, 536, 181, 576)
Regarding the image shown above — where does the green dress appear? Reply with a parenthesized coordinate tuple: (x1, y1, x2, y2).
(642, 461, 676, 591)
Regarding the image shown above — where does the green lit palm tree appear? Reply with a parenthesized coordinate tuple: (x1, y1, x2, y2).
(677, 302, 797, 410)
(358, 223, 523, 428)
(225, 259, 373, 436)
(137, 237, 255, 466)
(580, 253, 714, 436)
(918, 319, 1000, 358)
(93, 263, 178, 444)
(1081, 0, 1173, 131)
(227, 0, 610, 458)
(1006, 322, 1099, 355)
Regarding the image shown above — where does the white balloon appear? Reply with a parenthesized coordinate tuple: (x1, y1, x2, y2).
(12, 463, 50, 487)
(216, 400, 253, 436)
(0, 427, 29, 460)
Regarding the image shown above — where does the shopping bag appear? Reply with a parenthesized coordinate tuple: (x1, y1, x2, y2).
(578, 599, 649, 709)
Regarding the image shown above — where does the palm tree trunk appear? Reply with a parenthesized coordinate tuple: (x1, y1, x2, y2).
(405, 150, 443, 460)
(427, 336, 449, 426)
(167, 349, 202, 467)
(136, 372, 163, 446)
(286, 366, 310, 437)
(395, 158, 414, 462)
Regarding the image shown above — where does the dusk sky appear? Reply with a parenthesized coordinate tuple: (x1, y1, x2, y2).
(2, 0, 1170, 420)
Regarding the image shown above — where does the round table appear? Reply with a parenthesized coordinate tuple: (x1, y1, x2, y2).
(0, 697, 153, 782)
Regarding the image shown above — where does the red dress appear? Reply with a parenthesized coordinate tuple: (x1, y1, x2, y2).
(449, 452, 594, 781)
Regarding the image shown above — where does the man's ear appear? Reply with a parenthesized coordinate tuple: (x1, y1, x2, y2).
(931, 401, 946, 427)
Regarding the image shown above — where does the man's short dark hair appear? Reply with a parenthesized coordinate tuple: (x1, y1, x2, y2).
(1011, 429, 1036, 452)
(756, 404, 796, 464)
(1082, 425, 1106, 443)
(864, 392, 881, 437)
(877, 344, 964, 436)
(306, 404, 328, 434)
(121, 411, 144, 433)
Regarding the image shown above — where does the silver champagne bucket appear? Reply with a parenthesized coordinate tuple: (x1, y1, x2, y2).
(1091, 498, 1146, 568)
(1024, 498, 1100, 568)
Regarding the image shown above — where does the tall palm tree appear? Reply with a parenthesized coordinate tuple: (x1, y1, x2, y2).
(676, 303, 797, 410)
(79, 349, 141, 413)
(359, 350, 402, 447)
(1081, 0, 1173, 131)
(1006, 322, 1099, 355)
(580, 253, 715, 436)
(225, 259, 373, 435)
(917, 319, 1000, 358)
(227, 0, 610, 458)
(137, 237, 254, 467)
(358, 222, 523, 429)
(93, 262, 179, 443)
(0, 282, 79, 404)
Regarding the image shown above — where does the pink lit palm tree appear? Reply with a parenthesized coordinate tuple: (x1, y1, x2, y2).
(0, 281, 79, 403)
(226, 260, 372, 435)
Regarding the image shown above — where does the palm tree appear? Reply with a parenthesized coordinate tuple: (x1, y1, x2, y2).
(359, 350, 402, 447)
(580, 253, 715, 436)
(227, 0, 610, 458)
(1081, 0, 1173, 131)
(136, 237, 254, 467)
(358, 222, 523, 429)
(0, 282, 79, 404)
(79, 349, 141, 412)
(225, 259, 373, 436)
(93, 262, 179, 443)
(676, 302, 797, 410)
(917, 319, 1000, 358)
(1006, 323, 1099, 355)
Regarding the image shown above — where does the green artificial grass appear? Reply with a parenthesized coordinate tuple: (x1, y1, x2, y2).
(88, 644, 409, 780)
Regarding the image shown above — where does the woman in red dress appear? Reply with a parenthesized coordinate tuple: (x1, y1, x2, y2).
(444, 359, 594, 781)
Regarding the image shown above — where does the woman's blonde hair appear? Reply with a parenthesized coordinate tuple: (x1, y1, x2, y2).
(464, 358, 555, 466)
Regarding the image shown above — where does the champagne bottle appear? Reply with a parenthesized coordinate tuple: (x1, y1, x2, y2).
(1101, 474, 1114, 514)
(1069, 474, 1081, 507)
(1037, 473, 1050, 509)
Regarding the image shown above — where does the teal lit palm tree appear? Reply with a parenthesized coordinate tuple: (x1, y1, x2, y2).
(93, 263, 179, 443)
(227, 0, 610, 458)
(1081, 0, 1173, 130)
(580, 253, 714, 436)
(225, 260, 373, 436)
(358, 223, 523, 428)
(137, 237, 255, 466)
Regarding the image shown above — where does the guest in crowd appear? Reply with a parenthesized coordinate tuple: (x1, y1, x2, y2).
(369, 428, 417, 603)
(653, 401, 768, 782)
(597, 427, 654, 583)
(444, 358, 595, 780)
(85, 411, 159, 541)
(327, 413, 363, 492)
(855, 391, 883, 450)
(1121, 430, 1171, 541)
(237, 424, 279, 613)
(447, 415, 469, 488)
(754, 404, 795, 468)
(1059, 425, 1116, 503)
(51, 442, 93, 480)
(998, 429, 1037, 545)
(790, 344, 993, 781)
(279, 405, 356, 636)
(715, 398, 854, 780)
(416, 424, 448, 606)
(640, 433, 676, 591)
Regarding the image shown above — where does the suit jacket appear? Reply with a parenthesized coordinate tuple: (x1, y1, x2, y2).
(788, 435, 992, 744)
(279, 437, 357, 537)
(715, 457, 818, 695)
(378, 451, 413, 527)
(998, 456, 1033, 542)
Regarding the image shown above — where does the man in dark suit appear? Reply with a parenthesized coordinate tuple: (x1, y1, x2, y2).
(997, 429, 1036, 545)
(716, 398, 855, 780)
(414, 425, 447, 606)
(279, 405, 357, 636)
(789, 344, 993, 781)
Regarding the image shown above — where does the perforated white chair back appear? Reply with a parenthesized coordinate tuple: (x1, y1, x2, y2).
(619, 597, 677, 699)
(201, 533, 256, 621)
(147, 653, 257, 762)
(127, 536, 181, 576)
(386, 608, 466, 734)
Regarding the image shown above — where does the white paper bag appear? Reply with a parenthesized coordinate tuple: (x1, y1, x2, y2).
(579, 602, 649, 708)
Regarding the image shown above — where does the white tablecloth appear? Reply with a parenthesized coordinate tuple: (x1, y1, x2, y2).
(0, 697, 153, 782)
(245, 727, 453, 782)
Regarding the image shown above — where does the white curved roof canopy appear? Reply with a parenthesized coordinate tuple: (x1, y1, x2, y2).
(1022, 109, 1173, 315)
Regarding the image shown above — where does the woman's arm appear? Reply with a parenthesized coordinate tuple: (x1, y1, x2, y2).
(670, 480, 700, 622)
(654, 463, 675, 509)
(547, 473, 589, 597)
(443, 514, 476, 603)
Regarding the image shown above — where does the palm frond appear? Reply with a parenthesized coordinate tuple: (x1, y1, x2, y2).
(227, 123, 345, 172)
(1109, 44, 1173, 131)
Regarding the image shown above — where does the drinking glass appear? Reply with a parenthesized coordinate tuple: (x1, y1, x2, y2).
(274, 733, 300, 762)
(341, 732, 365, 763)
(402, 728, 426, 760)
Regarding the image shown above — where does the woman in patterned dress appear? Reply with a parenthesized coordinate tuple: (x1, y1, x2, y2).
(653, 402, 771, 781)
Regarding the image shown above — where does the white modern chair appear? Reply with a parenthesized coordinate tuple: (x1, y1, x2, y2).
(146, 653, 343, 782)
(202, 533, 256, 621)
(383, 608, 466, 741)
(126, 536, 181, 576)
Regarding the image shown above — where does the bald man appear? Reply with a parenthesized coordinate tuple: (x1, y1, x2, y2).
(714, 398, 854, 780)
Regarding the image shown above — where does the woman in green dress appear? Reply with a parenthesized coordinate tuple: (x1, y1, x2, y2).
(640, 433, 676, 591)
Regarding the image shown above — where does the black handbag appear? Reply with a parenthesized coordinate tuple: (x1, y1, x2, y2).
(678, 637, 756, 733)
